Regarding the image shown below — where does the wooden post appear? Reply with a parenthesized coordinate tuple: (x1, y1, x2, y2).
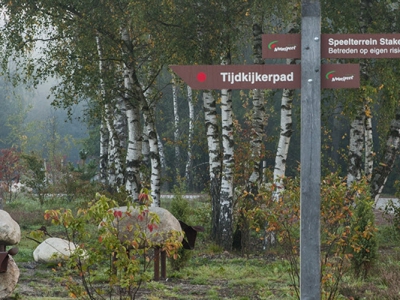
(161, 250, 166, 279)
(300, 1, 321, 299)
(154, 247, 160, 281)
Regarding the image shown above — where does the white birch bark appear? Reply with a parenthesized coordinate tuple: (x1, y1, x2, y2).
(113, 97, 127, 187)
(142, 126, 150, 166)
(347, 111, 365, 187)
(273, 84, 294, 195)
(248, 87, 265, 187)
(125, 101, 142, 200)
(172, 75, 180, 167)
(364, 113, 374, 180)
(105, 105, 116, 186)
(203, 90, 221, 241)
(248, 23, 266, 191)
(99, 119, 109, 185)
(348, 0, 370, 188)
(157, 133, 166, 170)
(142, 97, 162, 207)
(122, 26, 142, 200)
(96, 35, 110, 186)
(184, 85, 194, 186)
(220, 86, 234, 250)
(96, 35, 126, 189)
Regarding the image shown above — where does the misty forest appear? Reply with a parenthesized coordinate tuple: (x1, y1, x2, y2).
(0, 0, 400, 299)
(0, 1, 400, 299)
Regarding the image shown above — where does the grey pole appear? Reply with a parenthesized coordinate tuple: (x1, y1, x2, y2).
(300, 1, 321, 299)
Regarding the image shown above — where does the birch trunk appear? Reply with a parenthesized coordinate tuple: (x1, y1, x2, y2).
(220, 86, 234, 250)
(364, 113, 374, 180)
(125, 101, 142, 200)
(105, 104, 128, 189)
(273, 83, 294, 195)
(347, 0, 371, 187)
(185, 86, 194, 186)
(142, 126, 150, 166)
(96, 34, 126, 189)
(203, 90, 222, 242)
(96, 36, 110, 186)
(247, 23, 265, 191)
(142, 98, 162, 207)
(347, 110, 365, 187)
(105, 106, 117, 187)
(157, 133, 166, 170)
(122, 27, 142, 200)
(172, 75, 180, 169)
(113, 96, 127, 187)
(370, 108, 400, 202)
(99, 119, 109, 186)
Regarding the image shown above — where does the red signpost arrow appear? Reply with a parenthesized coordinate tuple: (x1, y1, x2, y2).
(170, 64, 359, 89)
(170, 64, 300, 90)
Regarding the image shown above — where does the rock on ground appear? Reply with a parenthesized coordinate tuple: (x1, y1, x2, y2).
(0, 210, 21, 245)
(33, 237, 77, 263)
(0, 256, 19, 299)
(106, 206, 183, 247)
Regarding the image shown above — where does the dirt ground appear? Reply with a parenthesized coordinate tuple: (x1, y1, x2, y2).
(11, 255, 269, 300)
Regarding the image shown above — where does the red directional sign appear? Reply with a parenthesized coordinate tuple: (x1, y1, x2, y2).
(170, 64, 360, 89)
(262, 33, 400, 59)
(170, 65, 300, 89)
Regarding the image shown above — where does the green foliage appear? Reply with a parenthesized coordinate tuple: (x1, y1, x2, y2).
(44, 193, 182, 300)
(59, 161, 99, 202)
(242, 173, 379, 299)
(20, 152, 47, 205)
(168, 183, 193, 271)
(348, 183, 378, 279)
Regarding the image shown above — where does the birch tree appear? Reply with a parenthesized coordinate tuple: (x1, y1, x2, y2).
(273, 81, 295, 194)
(324, 0, 400, 196)
(219, 52, 235, 250)
(172, 75, 181, 171)
(184, 86, 195, 186)
(247, 23, 266, 193)
(0, 0, 168, 202)
(203, 90, 222, 241)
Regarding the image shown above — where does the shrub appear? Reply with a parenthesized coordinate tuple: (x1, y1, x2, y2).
(168, 184, 193, 271)
(252, 173, 378, 299)
(44, 193, 182, 300)
(348, 181, 378, 279)
(20, 153, 47, 206)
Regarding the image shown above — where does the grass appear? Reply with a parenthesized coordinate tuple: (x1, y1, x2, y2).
(3, 194, 400, 299)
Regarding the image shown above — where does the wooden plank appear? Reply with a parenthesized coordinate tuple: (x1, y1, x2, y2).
(300, 1, 321, 299)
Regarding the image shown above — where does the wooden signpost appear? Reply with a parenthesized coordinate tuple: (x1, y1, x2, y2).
(171, 1, 398, 299)
(300, 1, 321, 299)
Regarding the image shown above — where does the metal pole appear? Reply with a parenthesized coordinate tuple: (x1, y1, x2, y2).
(300, 1, 321, 299)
